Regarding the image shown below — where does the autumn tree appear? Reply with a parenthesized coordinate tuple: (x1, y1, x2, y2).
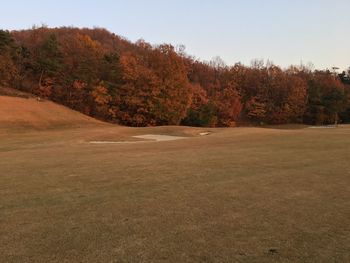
(90, 82, 113, 120)
(181, 83, 217, 127)
(116, 53, 161, 126)
(58, 33, 105, 110)
(33, 34, 63, 98)
(115, 43, 193, 126)
(304, 72, 347, 125)
(148, 44, 192, 125)
(2, 27, 349, 127)
(187, 60, 242, 126)
(0, 30, 19, 87)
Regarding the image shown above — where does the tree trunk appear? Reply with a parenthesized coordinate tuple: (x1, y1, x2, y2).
(335, 112, 338, 127)
(38, 70, 44, 88)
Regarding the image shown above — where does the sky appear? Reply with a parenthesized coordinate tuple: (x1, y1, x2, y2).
(1, 0, 349, 71)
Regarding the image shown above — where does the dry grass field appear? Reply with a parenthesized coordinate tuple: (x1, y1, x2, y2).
(1, 95, 350, 262)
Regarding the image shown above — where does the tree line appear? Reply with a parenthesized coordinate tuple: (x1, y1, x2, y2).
(1, 26, 349, 127)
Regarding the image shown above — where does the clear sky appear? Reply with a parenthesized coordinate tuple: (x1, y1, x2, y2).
(1, 0, 349, 70)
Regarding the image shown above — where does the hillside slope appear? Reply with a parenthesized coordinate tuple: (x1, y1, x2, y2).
(0, 95, 104, 130)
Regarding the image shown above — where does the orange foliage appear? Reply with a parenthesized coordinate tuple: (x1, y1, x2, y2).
(1, 27, 348, 127)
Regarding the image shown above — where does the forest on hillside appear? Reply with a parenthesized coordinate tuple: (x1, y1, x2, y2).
(1, 26, 350, 127)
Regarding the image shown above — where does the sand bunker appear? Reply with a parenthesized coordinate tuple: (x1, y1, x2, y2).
(89, 141, 147, 144)
(89, 134, 186, 144)
(133, 134, 186, 141)
(308, 126, 337, 129)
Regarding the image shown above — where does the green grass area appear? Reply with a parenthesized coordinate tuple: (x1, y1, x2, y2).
(1, 125, 350, 262)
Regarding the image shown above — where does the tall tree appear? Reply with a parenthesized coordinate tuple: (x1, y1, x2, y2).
(0, 30, 19, 87)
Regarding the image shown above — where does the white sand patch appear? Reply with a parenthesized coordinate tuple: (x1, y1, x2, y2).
(133, 134, 186, 141)
(89, 134, 186, 144)
(89, 141, 148, 144)
(308, 125, 337, 129)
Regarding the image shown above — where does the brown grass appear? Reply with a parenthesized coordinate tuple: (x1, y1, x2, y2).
(0, 95, 104, 131)
(0, 96, 350, 262)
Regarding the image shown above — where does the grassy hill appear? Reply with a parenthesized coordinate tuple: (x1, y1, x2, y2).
(0, 90, 104, 131)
